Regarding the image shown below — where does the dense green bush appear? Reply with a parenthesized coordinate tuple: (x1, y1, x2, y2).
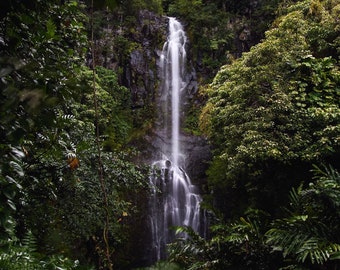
(1, 1, 148, 268)
(201, 0, 340, 216)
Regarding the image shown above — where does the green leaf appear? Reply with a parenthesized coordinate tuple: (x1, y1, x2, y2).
(9, 161, 24, 177)
(5, 176, 22, 189)
(105, 0, 118, 10)
(46, 19, 56, 39)
(3, 190, 16, 200)
(330, 251, 340, 260)
(7, 199, 16, 211)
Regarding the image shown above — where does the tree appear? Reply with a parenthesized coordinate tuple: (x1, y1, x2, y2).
(201, 0, 340, 216)
(0, 0, 91, 267)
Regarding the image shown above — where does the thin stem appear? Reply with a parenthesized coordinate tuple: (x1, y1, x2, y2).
(90, 1, 113, 269)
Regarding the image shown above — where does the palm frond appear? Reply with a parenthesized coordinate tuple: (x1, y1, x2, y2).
(299, 240, 340, 264)
(267, 165, 340, 267)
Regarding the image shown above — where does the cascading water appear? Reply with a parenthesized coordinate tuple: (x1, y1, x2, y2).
(148, 17, 204, 262)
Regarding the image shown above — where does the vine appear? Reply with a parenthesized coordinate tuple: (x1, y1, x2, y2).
(90, 0, 113, 269)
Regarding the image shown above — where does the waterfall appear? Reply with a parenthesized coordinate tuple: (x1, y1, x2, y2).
(148, 17, 203, 262)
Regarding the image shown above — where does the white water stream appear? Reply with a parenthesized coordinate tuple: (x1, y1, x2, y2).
(148, 17, 203, 262)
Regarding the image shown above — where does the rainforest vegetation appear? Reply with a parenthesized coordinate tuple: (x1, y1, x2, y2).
(0, 0, 339, 269)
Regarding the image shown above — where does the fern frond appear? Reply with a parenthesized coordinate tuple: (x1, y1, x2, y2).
(22, 230, 38, 255)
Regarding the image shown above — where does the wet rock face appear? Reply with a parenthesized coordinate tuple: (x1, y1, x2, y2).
(91, 9, 167, 117)
(123, 10, 168, 111)
(182, 134, 211, 185)
(143, 129, 211, 186)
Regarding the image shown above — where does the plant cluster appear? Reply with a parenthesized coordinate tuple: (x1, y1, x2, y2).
(168, 165, 340, 269)
(201, 0, 340, 216)
(0, 0, 148, 269)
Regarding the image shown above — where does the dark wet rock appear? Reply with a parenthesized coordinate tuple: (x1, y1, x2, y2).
(182, 134, 211, 185)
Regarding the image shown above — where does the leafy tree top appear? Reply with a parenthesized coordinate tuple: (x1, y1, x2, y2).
(199, 1, 340, 217)
(202, 0, 340, 177)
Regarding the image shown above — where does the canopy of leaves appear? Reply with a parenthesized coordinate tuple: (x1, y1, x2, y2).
(0, 0, 88, 240)
(0, 0, 149, 268)
(201, 0, 340, 215)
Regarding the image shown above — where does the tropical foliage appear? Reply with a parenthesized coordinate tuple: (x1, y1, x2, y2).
(1, 0, 340, 269)
(1, 0, 88, 240)
(0, 0, 147, 269)
(201, 0, 340, 216)
(176, 0, 340, 269)
(168, 166, 340, 269)
(266, 165, 340, 269)
(0, 231, 86, 270)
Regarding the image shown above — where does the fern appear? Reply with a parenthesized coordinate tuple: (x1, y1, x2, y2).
(0, 231, 85, 270)
(22, 230, 38, 256)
